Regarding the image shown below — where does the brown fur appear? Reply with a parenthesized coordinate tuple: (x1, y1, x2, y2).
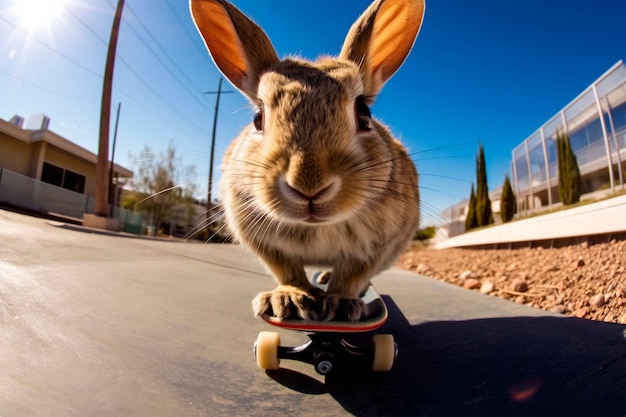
(191, 0, 425, 321)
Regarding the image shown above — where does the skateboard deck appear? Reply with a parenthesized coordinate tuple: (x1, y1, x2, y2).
(254, 271, 396, 375)
(260, 273, 388, 333)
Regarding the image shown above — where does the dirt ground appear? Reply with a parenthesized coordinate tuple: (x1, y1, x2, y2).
(398, 239, 626, 323)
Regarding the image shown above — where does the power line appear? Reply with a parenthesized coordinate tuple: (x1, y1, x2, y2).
(0, 69, 95, 101)
(162, 0, 213, 67)
(0, 16, 209, 147)
(97, 0, 214, 137)
(0, 5, 226, 149)
(0, 16, 102, 79)
(118, 0, 245, 153)
(122, 0, 214, 114)
(60, 3, 211, 142)
(62, 4, 108, 46)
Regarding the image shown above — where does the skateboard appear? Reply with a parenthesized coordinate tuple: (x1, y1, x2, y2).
(253, 271, 397, 375)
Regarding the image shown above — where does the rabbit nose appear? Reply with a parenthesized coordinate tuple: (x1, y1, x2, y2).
(279, 177, 341, 203)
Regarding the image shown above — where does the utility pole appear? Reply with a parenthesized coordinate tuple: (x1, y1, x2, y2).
(203, 77, 232, 213)
(108, 102, 122, 217)
(95, 0, 124, 218)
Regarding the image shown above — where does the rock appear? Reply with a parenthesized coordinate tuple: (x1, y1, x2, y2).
(575, 307, 588, 319)
(515, 295, 526, 304)
(480, 281, 494, 294)
(571, 259, 585, 270)
(463, 278, 480, 289)
(510, 279, 528, 293)
(550, 305, 566, 314)
(505, 263, 518, 272)
(542, 265, 558, 273)
(459, 270, 474, 280)
(589, 294, 606, 308)
(416, 263, 431, 274)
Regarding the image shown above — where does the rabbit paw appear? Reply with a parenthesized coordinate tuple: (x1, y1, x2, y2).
(252, 286, 368, 322)
(338, 297, 369, 322)
(252, 285, 326, 320)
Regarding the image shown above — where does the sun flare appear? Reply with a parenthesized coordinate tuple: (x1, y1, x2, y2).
(14, 0, 66, 31)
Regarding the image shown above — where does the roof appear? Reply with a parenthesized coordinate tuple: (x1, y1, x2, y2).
(0, 117, 133, 178)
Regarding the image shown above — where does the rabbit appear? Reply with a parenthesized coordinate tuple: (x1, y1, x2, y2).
(191, 0, 424, 321)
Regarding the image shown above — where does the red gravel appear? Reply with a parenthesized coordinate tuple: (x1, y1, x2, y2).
(398, 239, 626, 323)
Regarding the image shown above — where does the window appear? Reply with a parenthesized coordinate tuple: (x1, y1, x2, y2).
(41, 162, 86, 194)
(41, 162, 63, 187)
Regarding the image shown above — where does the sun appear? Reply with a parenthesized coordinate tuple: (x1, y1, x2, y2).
(13, 0, 66, 31)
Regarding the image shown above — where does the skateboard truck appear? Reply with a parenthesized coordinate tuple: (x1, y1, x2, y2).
(254, 331, 397, 375)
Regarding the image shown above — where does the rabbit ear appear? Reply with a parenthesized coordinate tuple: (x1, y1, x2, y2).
(190, 0, 279, 100)
(340, 0, 425, 96)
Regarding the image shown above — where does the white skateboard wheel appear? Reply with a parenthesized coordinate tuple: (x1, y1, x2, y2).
(371, 334, 395, 371)
(255, 331, 281, 370)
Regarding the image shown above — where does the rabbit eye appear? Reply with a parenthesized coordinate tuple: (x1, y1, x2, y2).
(253, 106, 264, 132)
(355, 96, 371, 132)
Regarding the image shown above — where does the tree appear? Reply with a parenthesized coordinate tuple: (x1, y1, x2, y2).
(475, 143, 493, 227)
(415, 225, 436, 241)
(556, 129, 581, 205)
(500, 174, 516, 223)
(465, 183, 478, 231)
(122, 143, 197, 234)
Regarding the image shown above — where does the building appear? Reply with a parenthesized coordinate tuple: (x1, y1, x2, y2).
(511, 60, 626, 215)
(438, 188, 502, 240)
(0, 114, 133, 220)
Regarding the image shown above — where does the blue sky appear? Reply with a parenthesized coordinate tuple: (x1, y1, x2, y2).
(1, 0, 625, 226)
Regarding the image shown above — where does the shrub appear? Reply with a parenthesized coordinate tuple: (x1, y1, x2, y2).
(475, 144, 493, 227)
(465, 183, 478, 231)
(556, 129, 581, 205)
(500, 174, 516, 223)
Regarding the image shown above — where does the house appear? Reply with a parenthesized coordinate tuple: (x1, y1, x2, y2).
(0, 114, 133, 220)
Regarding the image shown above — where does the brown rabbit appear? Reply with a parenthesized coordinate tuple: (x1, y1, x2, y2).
(191, 0, 424, 321)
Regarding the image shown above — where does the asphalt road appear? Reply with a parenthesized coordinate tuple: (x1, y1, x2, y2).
(1, 208, 625, 416)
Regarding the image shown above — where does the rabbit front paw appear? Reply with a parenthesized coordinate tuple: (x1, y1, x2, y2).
(253, 285, 329, 320)
(252, 286, 367, 322)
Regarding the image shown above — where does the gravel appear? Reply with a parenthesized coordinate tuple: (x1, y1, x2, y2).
(397, 239, 626, 323)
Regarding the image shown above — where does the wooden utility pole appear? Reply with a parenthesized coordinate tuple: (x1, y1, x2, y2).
(204, 77, 232, 212)
(95, 0, 124, 217)
(108, 102, 122, 217)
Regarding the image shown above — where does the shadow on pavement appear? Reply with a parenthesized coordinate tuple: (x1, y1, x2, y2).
(268, 296, 626, 416)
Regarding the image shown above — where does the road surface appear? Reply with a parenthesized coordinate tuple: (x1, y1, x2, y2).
(1, 208, 624, 416)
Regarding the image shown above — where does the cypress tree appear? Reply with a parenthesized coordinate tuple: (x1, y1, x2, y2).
(475, 144, 494, 227)
(465, 183, 478, 231)
(500, 174, 516, 223)
(557, 129, 581, 205)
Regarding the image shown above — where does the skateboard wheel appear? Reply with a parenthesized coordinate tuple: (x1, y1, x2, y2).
(255, 331, 280, 370)
(371, 334, 395, 372)
(314, 353, 334, 375)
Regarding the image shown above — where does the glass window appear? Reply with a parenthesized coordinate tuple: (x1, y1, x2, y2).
(586, 117, 603, 143)
(40, 162, 86, 194)
(609, 101, 626, 131)
(41, 162, 63, 187)
(569, 128, 588, 152)
(529, 144, 546, 183)
(514, 155, 530, 190)
(63, 170, 86, 193)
